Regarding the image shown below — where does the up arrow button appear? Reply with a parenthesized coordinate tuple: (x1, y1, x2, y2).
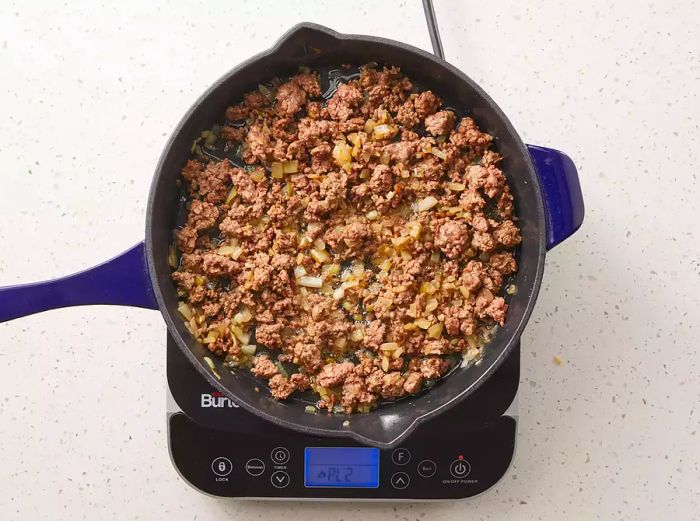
(390, 472, 410, 489)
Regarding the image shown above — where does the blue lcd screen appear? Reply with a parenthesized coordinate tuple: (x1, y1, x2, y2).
(304, 447, 380, 488)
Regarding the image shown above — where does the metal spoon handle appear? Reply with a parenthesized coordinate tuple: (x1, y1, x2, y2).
(422, 0, 445, 59)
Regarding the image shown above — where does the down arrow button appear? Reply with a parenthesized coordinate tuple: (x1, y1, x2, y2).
(270, 470, 290, 488)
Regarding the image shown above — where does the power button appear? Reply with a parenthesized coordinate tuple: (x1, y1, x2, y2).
(449, 458, 471, 478)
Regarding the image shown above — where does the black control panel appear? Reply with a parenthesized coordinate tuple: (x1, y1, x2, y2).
(166, 335, 519, 499)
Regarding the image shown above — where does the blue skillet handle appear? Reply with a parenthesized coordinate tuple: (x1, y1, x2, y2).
(527, 144, 585, 250)
(0, 242, 158, 323)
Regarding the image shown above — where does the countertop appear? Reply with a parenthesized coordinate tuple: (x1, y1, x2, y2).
(1, 1, 698, 519)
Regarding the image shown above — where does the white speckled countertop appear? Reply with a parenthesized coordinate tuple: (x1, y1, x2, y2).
(1, 0, 698, 519)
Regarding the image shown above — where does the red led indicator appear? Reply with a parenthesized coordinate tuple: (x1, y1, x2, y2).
(458, 455, 464, 460)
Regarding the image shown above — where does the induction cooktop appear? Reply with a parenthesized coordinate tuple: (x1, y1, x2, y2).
(166, 333, 518, 500)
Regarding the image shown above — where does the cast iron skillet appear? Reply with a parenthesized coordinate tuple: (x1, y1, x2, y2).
(0, 23, 584, 448)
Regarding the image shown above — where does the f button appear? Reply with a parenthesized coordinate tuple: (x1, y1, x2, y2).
(391, 448, 411, 466)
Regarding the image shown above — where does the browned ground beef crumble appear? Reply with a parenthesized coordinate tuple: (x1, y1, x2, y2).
(171, 64, 521, 413)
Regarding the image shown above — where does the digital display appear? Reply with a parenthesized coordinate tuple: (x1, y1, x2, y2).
(304, 447, 380, 488)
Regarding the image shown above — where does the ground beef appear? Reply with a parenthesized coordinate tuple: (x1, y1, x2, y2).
(403, 371, 423, 394)
(177, 200, 219, 253)
(221, 125, 246, 143)
(363, 320, 386, 351)
(316, 362, 355, 388)
(414, 91, 441, 118)
(250, 355, 279, 379)
(381, 372, 406, 398)
(419, 357, 450, 379)
(255, 323, 285, 349)
(424, 110, 455, 136)
(494, 220, 522, 247)
(269, 374, 295, 399)
(243, 124, 270, 164)
(341, 221, 372, 254)
(293, 342, 323, 372)
(341, 373, 375, 412)
(489, 252, 517, 275)
(170, 64, 521, 412)
(435, 219, 470, 259)
(293, 73, 322, 97)
(395, 100, 420, 128)
(275, 80, 307, 116)
(450, 117, 493, 152)
(290, 372, 310, 391)
(310, 143, 333, 173)
(327, 84, 363, 121)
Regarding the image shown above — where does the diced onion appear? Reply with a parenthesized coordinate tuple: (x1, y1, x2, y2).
(427, 322, 444, 339)
(298, 276, 323, 288)
(380, 342, 399, 351)
(417, 196, 438, 212)
(425, 298, 439, 314)
(230, 325, 251, 345)
(415, 318, 432, 329)
(310, 248, 330, 263)
(233, 307, 253, 323)
(203, 356, 221, 379)
(351, 262, 365, 276)
(391, 236, 410, 248)
(293, 265, 307, 279)
(283, 160, 298, 173)
(381, 356, 390, 372)
(203, 330, 220, 344)
(270, 161, 284, 179)
(332, 143, 352, 166)
(168, 245, 179, 268)
(364, 119, 377, 134)
(446, 182, 466, 191)
(419, 281, 437, 295)
(218, 245, 243, 259)
(332, 286, 345, 300)
(321, 264, 341, 280)
(366, 210, 379, 221)
(298, 236, 312, 249)
(405, 221, 422, 239)
(225, 186, 238, 204)
(350, 328, 364, 342)
(250, 169, 266, 182)
(241, 344, 257, 355)
(430, 148, 447, 160)
(177, 301, 193, 321)
(372, 124, 398, 141)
